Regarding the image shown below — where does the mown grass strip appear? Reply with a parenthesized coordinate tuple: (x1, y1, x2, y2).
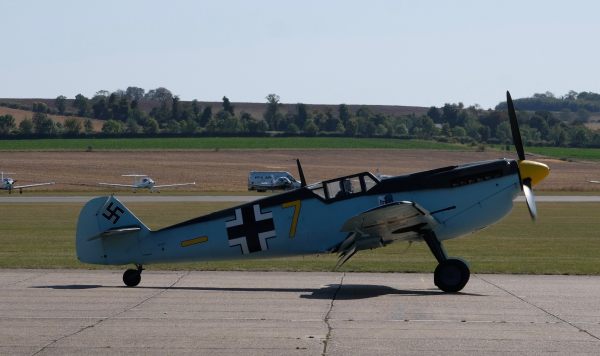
(526, 146, 600, 161)
(1, 202, 598, 274)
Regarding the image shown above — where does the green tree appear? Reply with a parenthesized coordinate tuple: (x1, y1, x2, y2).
(441, 123, 451, 137)
(495, 121, 512, 143)
(143, 117, 160, 134)
(144, 87, 172, 102)
(338, 104, 351, 125)
(199, 106, 212, 126)
(73, 94, 89, 116)
(101, 120, 125, 134)
(395, 123, 408, 136)
(0, 114, 16, 135)
(375, 124, 388, 136)
(83, 119, 94, 134)
(264, 93, 280, 129)
(112, 97, 130, 121)
(181, 119, 198, 134)
(126, 118, 141, 134)
(55, 95, 67, 115)
(191, 99, 201, 119)
(355, 106, 372, 119)
(166, 120, 181, 133)
(32, 102, 49, 113)
(19, 118, 33, 135)
(441, 103, 461, 126)
(171, 96, 180, 120)
(295, 103, 309, 128)
(344, 118, 358, 136)
(303, 119, 319, 136)
(570, 126, 589, 147)
(549, 126, 568, 146)
(529, 114, 550, 139)
(286, 123, 300, 134)
(32, 112, 56, 135)
(360, 120, 377, 137)
(92, 97, 109, 119)
(63, 117, 82, 136)
(222, 96, 235, 116)
(427, 106, 441, 122)
(411, 116, 436, 138)
(451, 126, 466, 138)
(125, 86, 145, 101)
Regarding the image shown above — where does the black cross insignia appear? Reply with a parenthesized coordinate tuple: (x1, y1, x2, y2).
(102, 202, 125, 224)
(226, 204, 275, 254)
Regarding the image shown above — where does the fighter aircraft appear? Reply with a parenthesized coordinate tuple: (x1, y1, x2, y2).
(98, 174, 196, 193)
(1, 172, 55, 194)
(76, 92, 550, 293)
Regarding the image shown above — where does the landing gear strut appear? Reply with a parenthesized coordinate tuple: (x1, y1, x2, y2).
(123, 264, 143, 287)
(423, 231, 470, 293)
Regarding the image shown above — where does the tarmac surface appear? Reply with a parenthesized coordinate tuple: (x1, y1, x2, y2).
(1, 270, 599, 355)
(2, 195, 600, 203)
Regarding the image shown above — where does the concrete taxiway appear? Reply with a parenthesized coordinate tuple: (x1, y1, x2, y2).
(1, 270, 599, 355)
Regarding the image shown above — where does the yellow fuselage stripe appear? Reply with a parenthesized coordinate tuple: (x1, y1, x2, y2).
(181, 236, 209, 247)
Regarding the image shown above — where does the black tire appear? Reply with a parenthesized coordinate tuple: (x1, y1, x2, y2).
(434, 258, 470, 293)
(123, 269, 141, 287)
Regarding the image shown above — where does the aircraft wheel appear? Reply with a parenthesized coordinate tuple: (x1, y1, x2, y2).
(434, 258, 470, 293)
(123, 269, 141, 287)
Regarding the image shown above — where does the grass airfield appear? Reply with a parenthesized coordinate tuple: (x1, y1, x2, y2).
(1, 199, 598, 275)
(1, 138, 599, 275)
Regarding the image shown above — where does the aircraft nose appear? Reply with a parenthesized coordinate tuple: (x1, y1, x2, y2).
(518, 160, 550, 186)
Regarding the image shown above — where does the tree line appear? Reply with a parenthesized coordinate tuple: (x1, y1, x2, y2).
(1, 88, 599, 148)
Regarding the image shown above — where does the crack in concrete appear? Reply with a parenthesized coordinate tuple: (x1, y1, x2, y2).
(478, 275, 600, 342)
(30, 271, 190, 356)
(321, 272, 344, 356)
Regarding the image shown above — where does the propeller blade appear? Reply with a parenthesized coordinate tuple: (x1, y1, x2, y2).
(507, 91, 526, 161)
(296, 159, 307, 187)
(522, 180, 537, 220)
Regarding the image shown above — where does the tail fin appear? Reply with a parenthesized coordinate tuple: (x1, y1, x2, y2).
(76, 196, 150, 265)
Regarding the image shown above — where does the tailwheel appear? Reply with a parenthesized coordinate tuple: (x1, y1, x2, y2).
(434, 258, 470, 293)
(123, 265, 143, 287)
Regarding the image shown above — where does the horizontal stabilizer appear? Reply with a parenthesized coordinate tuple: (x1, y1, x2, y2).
(87, 225, 142, 241)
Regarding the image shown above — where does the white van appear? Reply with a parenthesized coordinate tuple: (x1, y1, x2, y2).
(248, 171, 301, 192)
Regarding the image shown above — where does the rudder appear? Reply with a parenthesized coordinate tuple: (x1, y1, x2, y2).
(76, 196, 150, 265)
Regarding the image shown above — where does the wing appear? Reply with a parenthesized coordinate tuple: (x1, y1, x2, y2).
(153, 182, 196, 188)
(335, 201, 437, 268)
(13, 182, 55, 189)
(98, 183, 136, 188)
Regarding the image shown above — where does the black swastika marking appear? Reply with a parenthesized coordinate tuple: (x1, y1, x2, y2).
(102, 202, 125, 224)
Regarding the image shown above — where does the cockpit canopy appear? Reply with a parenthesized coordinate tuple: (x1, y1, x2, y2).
(308, 172, 379, 201)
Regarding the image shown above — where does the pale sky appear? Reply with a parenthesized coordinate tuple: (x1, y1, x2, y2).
(1, 0, 598, 109)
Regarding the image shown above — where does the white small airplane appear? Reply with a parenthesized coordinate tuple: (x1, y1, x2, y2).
(98, 174, 195, 193)
(1, 172, 55, 194)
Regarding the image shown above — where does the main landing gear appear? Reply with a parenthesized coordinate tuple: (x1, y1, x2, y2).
(423, 231, 470, 293)
(123, 264, 143, 287)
